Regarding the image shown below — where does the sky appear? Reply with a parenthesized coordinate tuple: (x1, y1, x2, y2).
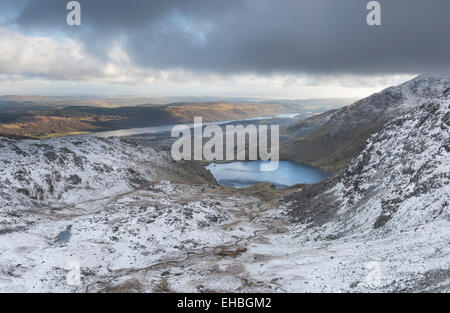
(0, 0, 449, 99)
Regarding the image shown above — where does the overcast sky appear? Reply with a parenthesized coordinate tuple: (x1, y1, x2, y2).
(0, 0, 449, 98)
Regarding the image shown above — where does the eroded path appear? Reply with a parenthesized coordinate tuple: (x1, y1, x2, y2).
(84, 182, 293, 293)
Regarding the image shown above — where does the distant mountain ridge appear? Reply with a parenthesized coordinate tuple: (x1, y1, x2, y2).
(0, 97, 353, 138)
(281, 76, 450, 172)
(0, 95, 357, 107)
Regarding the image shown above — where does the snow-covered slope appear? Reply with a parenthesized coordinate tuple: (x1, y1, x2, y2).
(289, 91, 449, 237)
(0, 136, 167, 211)
(333, 96, 449, 237)
(283, 92, 450, 291)
(0, 136, 230, 292)
(282, 75, 450, 171)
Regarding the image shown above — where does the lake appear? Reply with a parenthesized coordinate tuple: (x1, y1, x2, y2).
(91, 113, 302, 137)
(206, 161, 330, 188)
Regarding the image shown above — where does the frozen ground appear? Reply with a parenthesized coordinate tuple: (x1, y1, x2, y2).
(1, 179, 446, 293)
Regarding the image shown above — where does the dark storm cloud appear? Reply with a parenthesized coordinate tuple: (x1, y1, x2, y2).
(5, 0, 450, 76)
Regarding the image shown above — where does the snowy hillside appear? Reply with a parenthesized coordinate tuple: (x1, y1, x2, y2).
(289, 91, 449, 237)
(284, 93, 450, 291)
(282, 75, 450, 171)
(0, 136, 168, 211)
(334, 95, 449, 237)
(329, 75, 450, 132)
(0, 136, 230, 292)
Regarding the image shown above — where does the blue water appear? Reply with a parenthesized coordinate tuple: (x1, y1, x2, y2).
(90, 113, 302, 137)
(56, 228, 72, 243)
(206, 161, 330, 188)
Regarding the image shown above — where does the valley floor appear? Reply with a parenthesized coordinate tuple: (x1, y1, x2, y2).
(1, 180, 447, 292)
